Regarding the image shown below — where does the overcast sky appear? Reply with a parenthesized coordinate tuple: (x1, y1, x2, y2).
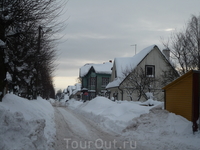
(53, 0, 200, 91)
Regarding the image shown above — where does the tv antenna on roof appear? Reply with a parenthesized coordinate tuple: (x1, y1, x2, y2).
(130, 44, 137, 55)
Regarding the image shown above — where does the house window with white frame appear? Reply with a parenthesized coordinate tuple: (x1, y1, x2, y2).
(145, 65, 155, 77)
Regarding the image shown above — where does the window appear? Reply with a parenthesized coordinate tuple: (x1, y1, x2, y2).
(145, 65, 155, 77)
(102, 77, 109, 86)
(90, 77, 96, 86)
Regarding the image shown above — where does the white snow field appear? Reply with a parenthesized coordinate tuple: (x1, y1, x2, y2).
(0, 94, 56, 150)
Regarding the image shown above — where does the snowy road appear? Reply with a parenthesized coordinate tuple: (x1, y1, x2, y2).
(54, 106, 146, 150)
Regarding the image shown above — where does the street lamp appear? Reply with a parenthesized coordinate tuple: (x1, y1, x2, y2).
(131, 44, 137, 55)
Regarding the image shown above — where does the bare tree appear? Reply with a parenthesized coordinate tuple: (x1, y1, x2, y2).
(120, 67, 157, 101)
(0, 0, 66, 100)
(76, 77, 82, 83)
(56, 89, 62, 100)
(159, 62, 179, 87)
(163, 14, 200, 75)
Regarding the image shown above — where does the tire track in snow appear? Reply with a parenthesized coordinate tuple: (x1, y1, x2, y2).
(54, 106, 146, 150)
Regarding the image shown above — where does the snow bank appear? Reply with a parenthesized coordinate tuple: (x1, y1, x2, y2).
(0, 94, 56, 150)
(125, 105, 192, 135)
(77, 97, 161, 122)
(67, 96, 162, 132)
(67, 99, 83, 109)
(67, 96, 200, 149)
(141, 98, 161, 106)
(79, 97, 114, 115)
(124, 105, 200, 150)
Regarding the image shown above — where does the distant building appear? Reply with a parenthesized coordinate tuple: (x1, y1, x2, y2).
(79, 61, 112, 101)
(65, 83, 81, 100)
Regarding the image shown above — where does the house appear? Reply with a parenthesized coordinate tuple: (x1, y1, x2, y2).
(79, 61, 112, 100)
(65, 83, 81, 100)
(162, 70, 200, 132)
(106, 45, 178, 101)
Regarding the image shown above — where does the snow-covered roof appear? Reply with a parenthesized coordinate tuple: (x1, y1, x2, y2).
(79, 63, 93, 77)
(106, 45, 157, 89)
(72, 83, 81, 95)
(79, 62, 112, 77)
(66, 83, 81, 96)
(106, 77, 122, 89)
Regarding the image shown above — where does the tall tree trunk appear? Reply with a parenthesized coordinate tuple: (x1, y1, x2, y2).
(0, 19, 6, 102)
(0, 48, 6, 102)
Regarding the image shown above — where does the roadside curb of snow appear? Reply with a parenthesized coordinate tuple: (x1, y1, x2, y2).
(0, 94, 56, 150)
(0, 106, 48, 150)
(124, 103, 193, 135)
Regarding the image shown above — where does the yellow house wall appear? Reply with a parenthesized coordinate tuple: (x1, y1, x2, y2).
(165, 74, 193, 121)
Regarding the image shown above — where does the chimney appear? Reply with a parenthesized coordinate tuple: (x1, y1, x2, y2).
(162, 49, 170, 60)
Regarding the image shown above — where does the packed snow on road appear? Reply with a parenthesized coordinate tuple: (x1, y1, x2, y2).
(0, 94, 200, 150)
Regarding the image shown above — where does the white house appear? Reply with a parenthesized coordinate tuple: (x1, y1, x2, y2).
(106, 45, 178, 101)
(65, 83, 82, 100)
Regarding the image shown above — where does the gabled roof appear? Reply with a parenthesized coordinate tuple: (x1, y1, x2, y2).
(79, 62, 112, 77)
(115, 45, 156, 79)
(106, 45, 158, 89)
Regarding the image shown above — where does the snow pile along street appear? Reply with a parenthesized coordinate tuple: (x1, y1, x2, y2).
(0, 94, 56, 150)
(66, 96, 200, 150)
(68, 96, 162, 132)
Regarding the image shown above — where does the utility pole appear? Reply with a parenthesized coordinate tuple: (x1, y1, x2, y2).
(34, 26, 51, 99)
(0, 14, 7, 101)
(131, 44, 137, 55)
(34, 26, 42, 99)
(0, 40, 6, 102)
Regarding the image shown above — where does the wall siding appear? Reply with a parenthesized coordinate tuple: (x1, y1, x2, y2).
(96, 74, 111, 94)
(165, 74, 193, 121)
(121, 47, 168, 101)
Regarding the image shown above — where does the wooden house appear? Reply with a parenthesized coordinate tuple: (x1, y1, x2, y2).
(79, 62, 112, 100)
(106, 45, 178, 101)
(163, 70, 200, 132)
